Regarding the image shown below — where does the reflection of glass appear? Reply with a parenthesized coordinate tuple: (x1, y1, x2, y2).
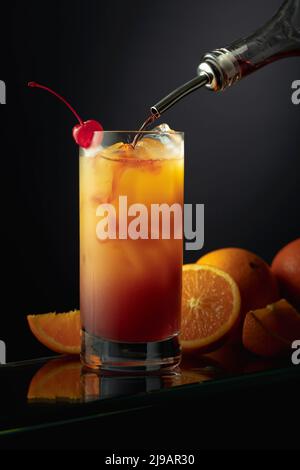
(26, 356, 221, 404)
(80, 131, 184, 372)
(0, 353, 291, 436)
(25, 350, 289, 406)
(99, 374, 167, 399)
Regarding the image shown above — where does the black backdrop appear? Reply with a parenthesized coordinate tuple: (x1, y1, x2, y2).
(1, 0, 299, 361)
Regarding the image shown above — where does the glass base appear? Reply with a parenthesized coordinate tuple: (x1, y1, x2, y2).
(81, 330, 181, 373)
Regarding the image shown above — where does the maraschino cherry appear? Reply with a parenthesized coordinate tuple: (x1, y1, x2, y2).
(28, 82, 103, 148)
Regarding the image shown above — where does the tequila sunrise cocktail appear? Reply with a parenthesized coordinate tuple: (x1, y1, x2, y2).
(27, 84, 183, 370)
(80, 129, 184, 371)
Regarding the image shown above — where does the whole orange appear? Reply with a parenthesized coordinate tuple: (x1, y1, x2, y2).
(197, 248, 279, 317)
(271, 239, 300, 309)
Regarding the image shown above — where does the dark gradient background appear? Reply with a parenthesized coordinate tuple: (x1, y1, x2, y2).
(0, 0, 299, 361)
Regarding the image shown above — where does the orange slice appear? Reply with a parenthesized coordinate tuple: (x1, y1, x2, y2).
(242, 299, 300, 358)
(181, 264, 241, 354)
(27, 310, 80, 354)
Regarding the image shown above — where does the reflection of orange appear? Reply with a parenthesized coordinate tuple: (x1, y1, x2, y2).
(27, 310, 80, 354)
(178, 370, 214, 385)
(272, 239, 300, 309)
(181, 264, 241, 354)
(197, 248, 279, 316)
(243, 299, 300, 358)
(27, 357, 82, 401)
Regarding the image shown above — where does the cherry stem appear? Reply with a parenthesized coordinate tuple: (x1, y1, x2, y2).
(28, 81, 83, 126)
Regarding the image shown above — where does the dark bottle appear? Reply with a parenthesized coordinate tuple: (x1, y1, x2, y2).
(151, 0, 300, 116)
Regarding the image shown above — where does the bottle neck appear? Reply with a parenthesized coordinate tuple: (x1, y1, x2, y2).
(198, 0, 300, 91)
(150, 0, 300, 116)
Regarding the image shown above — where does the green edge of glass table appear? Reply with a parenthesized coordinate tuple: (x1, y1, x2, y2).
(0, 352, 299, 437)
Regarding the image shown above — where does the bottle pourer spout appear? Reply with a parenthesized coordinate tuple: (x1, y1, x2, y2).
(150, 72, 210, 117)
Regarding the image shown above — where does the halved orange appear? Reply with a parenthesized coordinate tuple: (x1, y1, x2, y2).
(243, 299, 300, 358)
(181, 264, 241, 354)
(27, 310, 80, 354)
(197, 248, 279, 316)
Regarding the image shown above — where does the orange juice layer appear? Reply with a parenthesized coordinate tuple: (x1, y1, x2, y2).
(80, 141, 184, 342)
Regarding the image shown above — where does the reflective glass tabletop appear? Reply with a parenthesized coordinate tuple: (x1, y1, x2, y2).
(0, 346, 298, 436)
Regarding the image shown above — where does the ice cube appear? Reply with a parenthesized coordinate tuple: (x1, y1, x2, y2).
(101, 142, 137, 160)
(135, 123, 183, 160)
